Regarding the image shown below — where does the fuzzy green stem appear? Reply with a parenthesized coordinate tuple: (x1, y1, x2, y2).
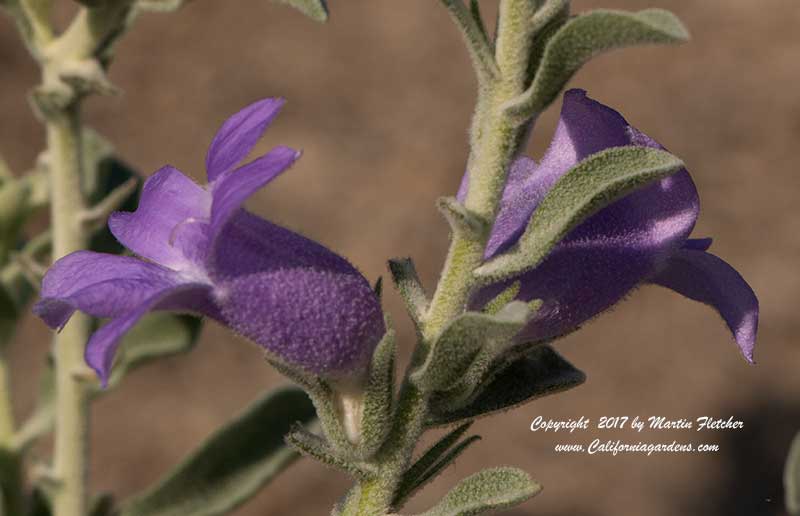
(47, 105, 92, 516)
(342, 3, 544, 514)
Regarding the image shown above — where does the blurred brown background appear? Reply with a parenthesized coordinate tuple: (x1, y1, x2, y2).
(1, 0, 799, 514)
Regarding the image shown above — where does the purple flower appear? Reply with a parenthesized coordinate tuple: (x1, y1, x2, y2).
(34, 98, 385, 384)
(463, 89, 759, 361)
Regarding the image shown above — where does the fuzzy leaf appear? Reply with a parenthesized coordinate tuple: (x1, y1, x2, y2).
(414, 467, 541, 516)
(101, 313, 202, 390)
(437, 197, 489, 240)
(786, 431, 800, 515)
(394, 423, 478, 507)
(428, 346, 585, 426)
(411, 302, 531, 393)
(475, 146, 684, 282)
(285, 425, 373, 480)
(275, 0, 328, 22)
(359, 323, 396, 458)
(388, 258, 428, 327)
(118, 386, 316, 516)
(506, 8, 689, 121)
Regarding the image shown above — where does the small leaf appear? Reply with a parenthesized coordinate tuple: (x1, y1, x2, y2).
(358, 323, 396, 458)
(475, 146, 684, 282)
(411, 302, 531, 393)
(428, 346, 585, 426)
(274, 0, 328, 22)
(118, 386, 316, 516)
(285, 425, 373, 480)
(506, 8, 689, 121)
(481, 281, 520, 316)
(102, 313, 202, 390)
(388, 258, 429, 328)
(437, 197, 489, 240)
(414, 467, 541, 516)
(393, 422, 476, 507)
(785, 431, 800, 515)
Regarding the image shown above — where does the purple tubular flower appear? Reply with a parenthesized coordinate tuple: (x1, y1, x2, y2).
(34, 98, 385, 385)
(464, 89, 759, 362)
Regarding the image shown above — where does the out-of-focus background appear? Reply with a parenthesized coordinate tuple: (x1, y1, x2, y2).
(1, 1, 798, 514)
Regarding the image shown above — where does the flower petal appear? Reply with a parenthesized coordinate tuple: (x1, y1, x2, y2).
(85, 283, 215, 386)
(471, 91, 700, 343)
(210, 210, 360, 280)
(33, 251, 182, 330)
(205, 98, 286, 181)
(649, 249, 759, 362)
(218, 268, 385, 376)
(209, 146, 300, 243)
(108, 165, 211, 270)
(485, 88, 637, 258)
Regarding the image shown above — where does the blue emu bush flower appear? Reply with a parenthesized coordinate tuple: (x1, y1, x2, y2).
(34, 98, 385, 385)
(464, 89, 759, 360)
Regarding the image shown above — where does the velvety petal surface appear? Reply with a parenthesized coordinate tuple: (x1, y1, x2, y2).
(205, 98, 286, 181)
(218, 268, 385, 375)
(649, 248, 759, 362)
(108, 165, 211, 271)
(209, 145, 300, 241)
(33, 251, 182, 330)
(85, 283, 215, 385)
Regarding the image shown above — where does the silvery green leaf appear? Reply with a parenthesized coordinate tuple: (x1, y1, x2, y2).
(413, 467, 541, 516)
(274, 0, 328, 22)
(481, 281, 520, 316)
(119, 386, 316, 516)
(437, 197, 489, 240)
(285, 425, 373, 481)
(394, 422, 479, 508)
(388, 258, 428, 328)
(411, 302, 531, 393)
(475, 146, 684, 282)
(428, 346, 585, 426)
(99, 313, 202, 391)
(505, 8, 689, 122)
(786, 431, 800, 515)
(358, 323, 396, 459)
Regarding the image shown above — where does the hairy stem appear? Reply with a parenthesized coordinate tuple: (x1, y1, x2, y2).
(342, 3, 543, 514)
(47, 105, 92, 516)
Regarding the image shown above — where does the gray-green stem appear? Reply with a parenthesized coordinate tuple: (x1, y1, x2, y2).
(47, 104, 92, 516)
(341, 2, 540, 514)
